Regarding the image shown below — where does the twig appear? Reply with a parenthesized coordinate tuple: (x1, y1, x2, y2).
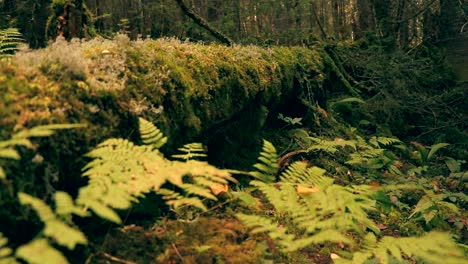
(101, 253, 138, 264)
(172, 243, 185, 263)
(277, 149, 307, 167)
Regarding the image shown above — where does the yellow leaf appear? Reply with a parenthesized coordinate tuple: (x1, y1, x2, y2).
(296, 185, 319, 194)
(210, 183, 228, 195)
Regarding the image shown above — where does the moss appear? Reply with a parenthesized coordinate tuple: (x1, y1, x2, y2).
(0, 38, 339, 249)
(98, 217, 263, 263)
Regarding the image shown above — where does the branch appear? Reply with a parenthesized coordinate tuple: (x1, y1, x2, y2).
(174, 0, 234, 46)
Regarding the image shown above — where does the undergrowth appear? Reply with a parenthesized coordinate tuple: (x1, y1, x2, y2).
(2, 117, 466, 263)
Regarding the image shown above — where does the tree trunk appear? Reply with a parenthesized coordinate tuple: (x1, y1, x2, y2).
(174, 0, 233, 46)
(356, 0, 374, 39)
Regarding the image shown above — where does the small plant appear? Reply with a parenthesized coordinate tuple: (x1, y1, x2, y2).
(0, 28, 22, 58)
(278, 113, 302, 127)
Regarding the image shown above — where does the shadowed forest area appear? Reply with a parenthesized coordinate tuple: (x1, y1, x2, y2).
(0, 0, 467, 263)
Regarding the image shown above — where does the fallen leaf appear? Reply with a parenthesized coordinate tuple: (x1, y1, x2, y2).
(330, 253, 341, 260)
(210, 183, 228, 195)
(296, 185, 320, 194)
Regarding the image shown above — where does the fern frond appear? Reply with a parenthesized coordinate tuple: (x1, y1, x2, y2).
(16, 239, 68, 264)
(138, 118, 167, 149)
(306, 137, 357, 154)
(158, 189, 208, 211)
(369, 136, 401, 147)
(250, 140, 278, 183)
(0, 28, 22, 58)
(0, 124, 84, 179)
(0, 233, 17, 264)
(18, 193, 55, 222)
(236, 213, 352, 252)
(54, 191, 89, 217)
(18, 193, 87, 249)
(81, 119, 235, 219)
(337, 232, 465, 264)
(172, 142, 207, 161)
(280, 162, 332, 188)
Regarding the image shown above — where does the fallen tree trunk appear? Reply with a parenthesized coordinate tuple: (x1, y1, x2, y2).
(0, 37, 354, 194)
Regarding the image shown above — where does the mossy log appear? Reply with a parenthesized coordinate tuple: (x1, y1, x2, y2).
(0, 37, 355, 193)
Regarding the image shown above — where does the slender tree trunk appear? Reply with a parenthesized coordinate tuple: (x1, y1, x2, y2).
(174, 0, 233, 45)
(356, 0, 374, 39)
(439, 0, 463, 41)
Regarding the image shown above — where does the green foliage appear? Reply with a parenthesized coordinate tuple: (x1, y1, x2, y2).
(306, 136, 357, 154)
(411, 142, 450, 164)
(138, 117, 168, 149)
(409, 191, 461, 226)
(0, 233, 16, 264)
(1, 119, 235, 263)
(0, 124, 85, 179)
(336, 232, 464, 264)
(249, 140, 278, 183)
(0, 28, 22, 58)
(277, 113, 302, 126)
(0, 124, 86, 264)
(16, 238, 68, 264)
(80, 118, 235, 221)
(172, 142, 207, 161)
(238, 140, 465, 263)
(18, 193, 87, 250)
(238, 140, 380, 252)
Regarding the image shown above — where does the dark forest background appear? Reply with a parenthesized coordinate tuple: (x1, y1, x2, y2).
(1, 0, 466, 49)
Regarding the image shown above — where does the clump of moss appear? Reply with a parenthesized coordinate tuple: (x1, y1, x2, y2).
(98, 217, 263, 263)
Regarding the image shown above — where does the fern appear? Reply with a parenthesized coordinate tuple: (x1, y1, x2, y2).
(306, 136, 357, 154)
(138, 117, 167, 149)
(238, 142, 383, 252)
(16, 239, 68, 264)
(336, 232, 465, 264)
(80, 118, 235, 221)
(172, 142, 207, 161)
(0, 28, 22, 58)
(346, 136, 402, 175)
(249, 140, 278, 183)
(368, 136, 401, 148)
(18, 193, 87, 250)
(0, 124, 85, 179)
(0, 233, 16, 264)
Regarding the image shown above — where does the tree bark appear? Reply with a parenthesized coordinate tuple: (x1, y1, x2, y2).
(174, 0, 234, 46)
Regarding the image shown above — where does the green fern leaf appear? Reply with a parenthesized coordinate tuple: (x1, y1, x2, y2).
(0, 28, 22, 58)
(0, 167, 5, 180)
(18, 193, 87, 249)
(337, 231, 465, 264)
(250, 140, 278, 183)
(43, 220, 87, 250)
(0, 234, 16, 264)
(12, 124, 85, 139)
(0, 149, 20, 160)
(16, 239, 68, 264)
(18, 193, 55, 222)
(427, 143, 449, 161)
(369, 136, 401, 147)
(306, 137, 357, 153)
(83, 200, 122, 224)
(159, 189, 208, 211)
(138, 118, 167, 149)
(54, 191, 88, 217)
(172, 142, 207, 160)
